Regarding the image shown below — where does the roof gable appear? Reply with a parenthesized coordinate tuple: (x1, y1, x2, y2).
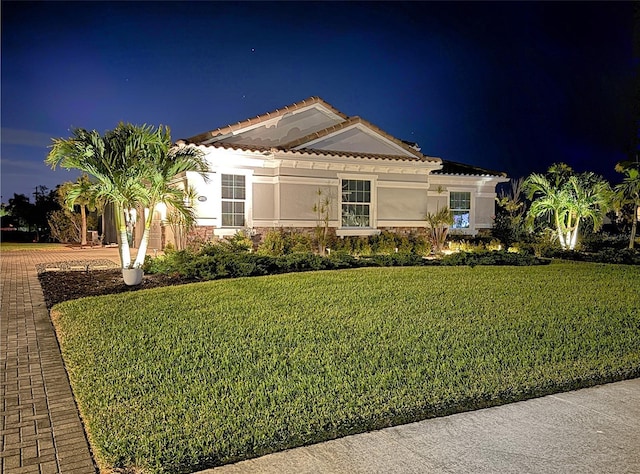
(185, 97, 431, 162)
(293, 121, 417, 158)
(188, 97, 346, 146)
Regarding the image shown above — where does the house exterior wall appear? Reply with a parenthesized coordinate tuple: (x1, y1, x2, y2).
(377, 187, 429, 224)
(167, 147, 506, 247)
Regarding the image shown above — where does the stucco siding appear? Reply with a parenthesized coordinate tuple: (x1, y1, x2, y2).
(253, 183, 275, 220)
(378, 187, 428, 221)
(279, 183, 332, 222)
(474, 197, 496, 227)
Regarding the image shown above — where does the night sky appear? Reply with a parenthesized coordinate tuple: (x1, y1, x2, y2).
(1, 1, 636, 203)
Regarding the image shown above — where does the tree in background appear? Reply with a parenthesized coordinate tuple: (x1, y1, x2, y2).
(492, 177, 526, 249)
(6, 193, 34, 232)
(524, 163, 612, 250)
(59, 174, 100, 245)
(5, 189, 59, 241)
(614, 161, 640, 248)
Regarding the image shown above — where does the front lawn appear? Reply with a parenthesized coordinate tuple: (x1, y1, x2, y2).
(51, 262, 640, 473)
(0, 242, 70, 251)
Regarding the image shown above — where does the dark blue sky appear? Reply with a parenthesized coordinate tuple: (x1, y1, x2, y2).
(1, 1, 636, 202)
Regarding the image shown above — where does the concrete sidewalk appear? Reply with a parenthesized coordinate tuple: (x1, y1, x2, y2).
(1, 247, 639, 474)
(208, 378, 640, 473)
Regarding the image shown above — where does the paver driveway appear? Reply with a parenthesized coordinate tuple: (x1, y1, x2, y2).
(1, 247, 121, 474)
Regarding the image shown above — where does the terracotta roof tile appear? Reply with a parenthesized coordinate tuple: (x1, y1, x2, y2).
(432, 160, 507, 177)
(196, 141, 441, 163)
(186, 97, 348, 144)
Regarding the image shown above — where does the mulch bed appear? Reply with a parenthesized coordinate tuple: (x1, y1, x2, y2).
(38, 268, 194, 309)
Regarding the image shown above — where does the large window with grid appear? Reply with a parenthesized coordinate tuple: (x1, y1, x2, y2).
(221, 174, 245, 227)
(341, 179, 371, 227)
(450, 191, 471, 229)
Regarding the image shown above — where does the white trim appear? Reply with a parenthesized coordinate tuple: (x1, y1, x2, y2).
(378, 220, 428, 227)
(213, 228, 246, 237)
(253, 175, 340, 186)
(275, 157, 437, 175)
(378, 180, 429, 190)
(294, 123, 416, 158)
(252, 173, 429, 190)
(336, 228, 382, 237)
(195, 218, 217, 226)
(430, 175, 509, 186)
(202, 103, 344, 144)
(252, 219, 339, 228)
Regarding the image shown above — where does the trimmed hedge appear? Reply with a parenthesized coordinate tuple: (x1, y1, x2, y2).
(144, 250, 549, 280)
(548, 248, 640, 265)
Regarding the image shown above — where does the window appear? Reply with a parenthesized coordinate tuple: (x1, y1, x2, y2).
(221, 174, 245, 227)
(341, 179, 370, 227)
(450, 191, 471, 229)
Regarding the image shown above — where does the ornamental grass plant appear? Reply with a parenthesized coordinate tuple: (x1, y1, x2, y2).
(51, 263, 640, 473)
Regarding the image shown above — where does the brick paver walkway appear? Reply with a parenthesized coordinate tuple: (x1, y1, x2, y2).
(1, 248, 121, 474)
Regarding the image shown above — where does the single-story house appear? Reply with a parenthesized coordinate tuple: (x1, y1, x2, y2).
(160, 97, 507, 247)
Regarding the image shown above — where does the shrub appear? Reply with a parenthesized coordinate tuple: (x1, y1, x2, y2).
(288, 232, 313, 253)
(440, 251, 548, 266)
(364, 253, 426, 267)
(580, 232, 630, 252)
(548, 248, 640, 265)
(257, 228, 287, 256)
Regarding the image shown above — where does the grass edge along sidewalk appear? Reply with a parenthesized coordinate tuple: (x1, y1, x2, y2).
(51, 263, 640, 473)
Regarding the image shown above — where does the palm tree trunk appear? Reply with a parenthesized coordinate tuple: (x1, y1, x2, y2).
(114, 203, 132, 268)
(555, 213, 567, 249)
(133, 206, 154, 268)
(630, 206, 638, 249)
(80, 205, 87, 246)
(569, 218, 580, 250)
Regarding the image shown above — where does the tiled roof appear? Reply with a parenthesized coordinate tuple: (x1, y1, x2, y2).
(200, 141, 440, 163)
(182, 97, 506, 176)
(186, 97, 347, 144)
(432, 160, 507, 177)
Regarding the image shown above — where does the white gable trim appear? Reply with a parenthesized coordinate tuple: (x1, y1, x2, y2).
(201, 103, 344, 145)
(292, 123, 416, 158)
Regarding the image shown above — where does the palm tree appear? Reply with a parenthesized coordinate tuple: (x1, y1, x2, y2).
(524, 165, 611, 250)
(130, 129, 208, 267)
(60, 174, 98, 246)
(615, 161, 640, 248)
(46, 123, 207, 277)
(425, 206, 453, 254)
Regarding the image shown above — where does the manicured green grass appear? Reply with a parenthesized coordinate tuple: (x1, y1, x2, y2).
(51, 262, 640, 473)
(0, 242, 69, 251)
